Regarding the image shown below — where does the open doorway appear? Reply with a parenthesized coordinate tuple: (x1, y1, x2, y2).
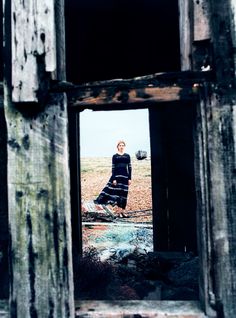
(80, 109, 153, 262)
(69, 102, 199, 302)
(65, 0, 198, 305)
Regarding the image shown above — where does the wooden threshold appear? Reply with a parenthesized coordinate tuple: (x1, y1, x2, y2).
(0, 300, 207, 317)
(75, 300, 207, 318)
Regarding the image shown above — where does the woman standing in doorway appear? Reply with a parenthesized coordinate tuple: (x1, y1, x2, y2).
(94, 140, 132, 217)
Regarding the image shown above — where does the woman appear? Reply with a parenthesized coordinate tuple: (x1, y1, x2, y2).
(94, 140, 132, 217)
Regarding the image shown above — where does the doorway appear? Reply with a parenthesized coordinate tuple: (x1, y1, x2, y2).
(69, 100, 198, 302)
(80, 108, 153, 261)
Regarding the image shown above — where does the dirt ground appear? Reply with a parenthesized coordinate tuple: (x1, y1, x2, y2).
(81, 157, 152, 223)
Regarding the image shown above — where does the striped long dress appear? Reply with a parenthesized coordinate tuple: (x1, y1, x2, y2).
(95, 153, 132, 209)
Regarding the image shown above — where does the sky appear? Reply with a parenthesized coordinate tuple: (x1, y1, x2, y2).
(80, 109, 151, 157)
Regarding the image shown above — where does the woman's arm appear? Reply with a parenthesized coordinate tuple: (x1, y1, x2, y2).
(128, 154, 132, 184)
(112, 155, 117, 185)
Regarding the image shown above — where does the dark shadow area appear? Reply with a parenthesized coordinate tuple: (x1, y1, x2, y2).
(65, 0, 180, 84)
(0, 0, 3, 81)
(150, 102, 197, 253)
(164, 103, 197, 252)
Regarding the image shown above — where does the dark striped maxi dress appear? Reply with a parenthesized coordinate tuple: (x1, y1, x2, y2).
(95, 153, 132, 209)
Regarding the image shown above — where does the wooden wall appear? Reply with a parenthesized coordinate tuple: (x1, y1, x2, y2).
(1, 0, 236, 317)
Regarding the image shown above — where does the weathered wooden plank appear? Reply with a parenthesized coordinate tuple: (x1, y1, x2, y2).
(68, 86, 198, 108)
(55, 0, 66, 80)
(5, 0, 75, 315)
(195, 85, 236, 318)
(68, 111, 83, 255)
(194, 86, 216, 317)
(206, 94, 236, 318)
(75, 300, 207, 318)
(229, 0, 236, 78)
(0, 95, 9, 300)
(178, 0, 192, 70)
(149, 107, 168, 251)
(210, 0, 235, 86)
(11, 0, 56, 102)
(193, 0, 211, 41)
(52, 70, 213, 109)
(52, 71, 212, 109)
(4, 92, 74, 318)
(52, 71, 213, 91)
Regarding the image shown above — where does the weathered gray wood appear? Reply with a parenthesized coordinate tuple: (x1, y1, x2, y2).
(203, 2, 236, 314)
(195, 85, 236, 318)
(0, 94, 9, 300)
(206, 94, 236, 318)
(4, 92, 74, 318)
(194, 86, 216, 318)
(68, 85, 198, 108)
(55, 0, 66, 80)
(5, 0, 74, 316)
(193, 0, 211, 41)
(210, 0, 235, 86)
(11, 0, 57, 102)
(229, 0, 236, 79)
(75, 300, 207, 318)
(178, 0, 192, 70)
(52, 71, 213, 109)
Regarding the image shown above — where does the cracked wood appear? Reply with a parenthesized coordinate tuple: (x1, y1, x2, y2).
(12, 0, 56, 102)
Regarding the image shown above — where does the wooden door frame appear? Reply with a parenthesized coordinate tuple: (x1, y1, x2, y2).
(64, 70, 204, 254)
(3, 0, 236, 316)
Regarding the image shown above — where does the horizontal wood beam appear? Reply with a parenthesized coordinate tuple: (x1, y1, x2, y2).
(51, 71, 213, 109)
(67, 86, 198, 109)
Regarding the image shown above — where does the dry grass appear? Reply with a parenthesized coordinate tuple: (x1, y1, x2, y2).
(81, 156, 152, 213)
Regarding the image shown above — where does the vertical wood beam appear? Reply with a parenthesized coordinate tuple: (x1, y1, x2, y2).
(0, 95, 9, 299)
(11, 0, 57, 102)
(149, 107, 168, 251)
(178, 0, 193, 70)
(209, 0, 235, 86)
(4, 94, 74, 318)
(193, 0, 211, 41)
(55, 0, 66, 81)
(204, 3, 236, 314)
(207, 93, 236, 318)
(229, 0, 236, 79)
(192, 2, 236, 316)
(68, 111, 83, 256)
(4, 0, 75, 316)
(194, 87, 216, 317)
(195, 85, 236, 318)
(192, 0, 212, 72)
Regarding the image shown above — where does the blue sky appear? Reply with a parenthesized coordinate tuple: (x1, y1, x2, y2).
(79, 109, 151, 157)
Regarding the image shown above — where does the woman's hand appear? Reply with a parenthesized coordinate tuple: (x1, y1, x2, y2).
(128, 180, 131, 185)
(113, 180, 117, 186)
